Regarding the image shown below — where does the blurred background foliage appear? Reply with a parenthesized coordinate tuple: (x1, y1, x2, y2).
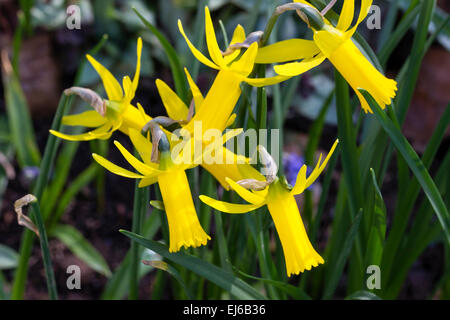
(0, 0, 449, 300)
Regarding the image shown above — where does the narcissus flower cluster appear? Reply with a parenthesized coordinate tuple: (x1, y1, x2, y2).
(51, 2, 396, 277)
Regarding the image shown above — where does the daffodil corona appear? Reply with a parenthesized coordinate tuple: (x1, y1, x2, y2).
(200, 139, 339, 276)
(258, 0, 397, 113)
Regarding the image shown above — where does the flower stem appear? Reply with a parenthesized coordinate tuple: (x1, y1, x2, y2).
(11, 93, 71, 299)
(129, 180, 148, 300)
(30, 200, 58, 300)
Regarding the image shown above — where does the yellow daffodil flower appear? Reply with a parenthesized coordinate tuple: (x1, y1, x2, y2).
(50, 38, 149, 140)
(258, 0, 397, 113)
(155, 68, 262, 189)
(91, 127, 242, 252)
(178, 6, 290, 134)
(200, 139, 339, 276)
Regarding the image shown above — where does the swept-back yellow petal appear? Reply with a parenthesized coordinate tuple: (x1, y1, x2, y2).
(156, 79, 189, 120)
(290, 164, 307, 196)
(346, 0, 373, 37)
(255, 39, 320, 64)
(88, 122, 113, 135)
(293, 0, 314, 6)
(305, 139, 339, 189)
(86, 54, 123, 101)
(184, 68, 204, 111)
(114, 140, 160, 176)
(204, 6, 225, 68)
(92, 153, 144, 179)
(244, 74, 292, 87)
(225, 113, 236, 128)
(274, 53, 326, 77)
(128, 128, 154, 166)
(226, 177, 266, 205)
(223, 24, 246, 64)
(131, 37, 142, 94)
(122, 76, 133, 101)
(50, 130, 96, 141)
(336, 0, 355, 31)
(230, 42, 258, 77)
(178, 20, 219, 70)
(199, 195, 263, 214)
(50, 122, 112, 141)
(138, 176, 158, 187)
(62, 110, 107, 127)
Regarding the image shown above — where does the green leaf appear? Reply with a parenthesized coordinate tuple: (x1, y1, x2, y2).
(361, 89, 450, 247)
(133, 7, 188, 103)
(143, 260, 193, 299)
(334, 71, 364, 292)
(323, 210, 363, 299)
(364, 169, 387, 268)
(378, 4, 421, 67)
(382, 150, 450, 298)
(390, 0, 450, 50)
(11, 94, 71, 300)
(395, 0, 436, 123)
(381, 104, 450, 288)
(303, 92, 334, 225)
(234, 267, 311, 300)
(51, 224, 112, 277)
(101, 212, 161, 300)
(0, 244, 18, 270)
(150, 200, 165, 211)
(41, 130, 82, 220)
(2, 56, 40, 167)
(120, 230, 266, 300)
(29, 199, 58, 299)
(129, 181, 149, 300)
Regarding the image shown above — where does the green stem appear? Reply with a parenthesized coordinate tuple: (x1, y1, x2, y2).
(11, 93, 71, 300)
(395, 0, 436, 123)
(334, 72, 364, 291)
(30, 201, 58, 300)
(129, 181, 148, 300)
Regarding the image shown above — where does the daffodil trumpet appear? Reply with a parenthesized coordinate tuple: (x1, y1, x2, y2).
(50, 37, 148, 141)
(200, 139, 339, 276)
(257, 0, 397, 113)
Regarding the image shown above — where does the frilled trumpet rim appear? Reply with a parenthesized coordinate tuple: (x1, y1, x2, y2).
(158, 169, 210, 252)
(267, 181, 324, 276)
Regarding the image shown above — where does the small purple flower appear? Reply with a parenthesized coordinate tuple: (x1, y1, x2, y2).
(283, 152, 315, 189)
(22, 166, 40, 180)
(283, 152, 305, 186)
